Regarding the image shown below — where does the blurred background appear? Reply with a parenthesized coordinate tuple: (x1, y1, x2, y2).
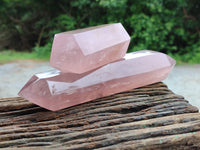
(0, 0, 199, 109)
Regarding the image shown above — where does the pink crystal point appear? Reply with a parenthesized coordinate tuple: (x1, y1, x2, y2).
(50, 23, 130, 74)
(18, 50, 176, 111)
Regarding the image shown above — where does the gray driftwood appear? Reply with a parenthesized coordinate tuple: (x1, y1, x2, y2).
(0, 82, 199, 150)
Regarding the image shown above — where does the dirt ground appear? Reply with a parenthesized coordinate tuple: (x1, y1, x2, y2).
(0, 61, 199, 110)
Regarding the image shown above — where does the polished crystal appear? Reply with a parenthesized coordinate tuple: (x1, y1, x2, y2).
(18, 50, 176, 111)
(50, 23, 130, 73)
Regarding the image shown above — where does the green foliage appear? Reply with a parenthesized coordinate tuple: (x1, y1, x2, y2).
(33, 42, 52, 59)
(0, 0, 199, 62)
(126, 0, 200, 55)
(0, 50, 42, 64)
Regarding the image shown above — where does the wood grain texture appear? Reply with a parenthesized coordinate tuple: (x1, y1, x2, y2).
(0, 82, 199, 150)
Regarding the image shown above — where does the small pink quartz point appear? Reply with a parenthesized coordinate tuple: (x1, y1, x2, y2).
(50, 23, 130, 74)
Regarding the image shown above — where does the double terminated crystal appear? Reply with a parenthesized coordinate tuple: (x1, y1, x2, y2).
(50, 23, 130, 73)
(19, 24, 175, 111)
(19, 51, 175, 111)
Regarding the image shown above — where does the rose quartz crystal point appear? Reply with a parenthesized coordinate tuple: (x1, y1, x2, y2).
(18, 50, 176, 111)
(50, 23, 130, 73)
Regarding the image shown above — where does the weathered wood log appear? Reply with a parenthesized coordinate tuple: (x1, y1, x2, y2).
(0, 82, 199, 149)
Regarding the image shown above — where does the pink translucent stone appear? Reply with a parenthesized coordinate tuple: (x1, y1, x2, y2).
(18, 50, 176, 111)
(50, 23, 130, 73)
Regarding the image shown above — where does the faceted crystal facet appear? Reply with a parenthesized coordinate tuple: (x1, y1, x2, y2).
(50, 23, 130, 73)
(19, 50, 176, 111)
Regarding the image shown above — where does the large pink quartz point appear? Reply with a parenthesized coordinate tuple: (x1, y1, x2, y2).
(18, 50, 176, 111)
(50, 23, 130, 73)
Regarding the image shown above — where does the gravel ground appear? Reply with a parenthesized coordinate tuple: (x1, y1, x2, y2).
(163, 64, 200, 110)
(0, 61, 52, 99)
(0, 61, 199, 110)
